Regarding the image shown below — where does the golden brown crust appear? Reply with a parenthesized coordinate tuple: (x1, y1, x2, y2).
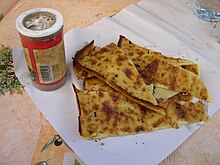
(117, 35, 126, 48)
(74, 85, 172, 139)
(74, 40, 95, 62)
(118, 35, 212, 103)
(118, 35, 200, 75)
(73, 41, 96, 79)
(75, 60, 165, 114)
(75, 77, 208, 139)
(72, 36, 210, 140)
(74, 42, 166, 114)
(158, 98, 208, 126)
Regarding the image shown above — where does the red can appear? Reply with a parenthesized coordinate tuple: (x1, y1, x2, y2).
(16, 8, 67, 91)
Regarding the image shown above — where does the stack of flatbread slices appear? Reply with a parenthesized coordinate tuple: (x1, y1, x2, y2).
(72, 35, 212, 140)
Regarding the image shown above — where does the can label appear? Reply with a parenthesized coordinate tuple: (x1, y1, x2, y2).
(20, 31, 67, 86)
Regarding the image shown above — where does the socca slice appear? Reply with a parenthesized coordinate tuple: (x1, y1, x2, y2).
(73, 40, 186, 102)
(117, 35, 202, 101)
(137, 55, 212, 103)
(75, 41, 166, 114)
(118, 35, 200, 75)
(73, 41, 100, 79)
(158, 94, 208, 126)
(73, 84, 173, 140)
(85, 77, 208, 127)
(117, 36, 211, 102)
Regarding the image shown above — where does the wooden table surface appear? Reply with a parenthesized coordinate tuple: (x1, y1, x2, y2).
(0, 0, 220, 164)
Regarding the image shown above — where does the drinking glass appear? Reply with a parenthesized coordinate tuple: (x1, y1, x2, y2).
(194, 0, 220, 21)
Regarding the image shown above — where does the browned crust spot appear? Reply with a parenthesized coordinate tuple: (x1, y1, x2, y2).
(117, 35, 126, 47)
(74, 40, 95, 62)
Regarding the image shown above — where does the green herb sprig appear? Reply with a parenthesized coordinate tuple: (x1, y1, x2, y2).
(0, 44, 23, 95)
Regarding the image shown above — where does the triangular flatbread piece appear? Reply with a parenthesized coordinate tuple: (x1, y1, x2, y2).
(73, 84, 173, 139)
(85, 77, 208, 127)
(118, 35, 212, 103)
(118, 35, 200, 75)
(75, 41, 166, 114)
(158, 94, 208, 126)
(73, 77, 208, 139)
(73, 41, 100, 79)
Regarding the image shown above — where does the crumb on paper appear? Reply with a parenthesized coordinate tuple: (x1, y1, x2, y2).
(100, 142, 104, 146)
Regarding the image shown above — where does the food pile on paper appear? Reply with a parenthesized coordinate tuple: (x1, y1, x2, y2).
(72, 35, 211, 140)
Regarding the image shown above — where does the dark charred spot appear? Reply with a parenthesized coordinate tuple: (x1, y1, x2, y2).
(116, 56, 127, 66)
(88, 130, 94, 135)
(140, 106, 149, 112)
(135, 126, 144, 132)
(113, 121, 118, 127)
(124, 69, 132, 78)
(103, 58, 109, 62)
(121, 126, 131, 133)
(133, 85, 138, 90)
(92, 104, 99, 110)
(137, 51, 144, 56)
(141, 60, 159, 84)
(117, 56, 127, 61)
(129, 41, 132, 44)
(142, 87, 146, 92)
(115, 74, 118, 78)
(98, 91, 104, 98)
(176, 103, 185, 118)
(152, 118, 163, 128)
(202, 96, 207, 101)
(91, 59, 97, 65)
(101, 48, 108, 52)
(102, 102, 113, 118)
(146, 60, 159, 71)
(161, 73, 165, 78)
(103, 126, 108, 131)
(111, 92, 119, 102)
(119, 112, 125, 116)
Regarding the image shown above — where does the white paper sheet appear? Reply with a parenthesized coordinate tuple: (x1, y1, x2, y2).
(13, 1, 220, 165)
